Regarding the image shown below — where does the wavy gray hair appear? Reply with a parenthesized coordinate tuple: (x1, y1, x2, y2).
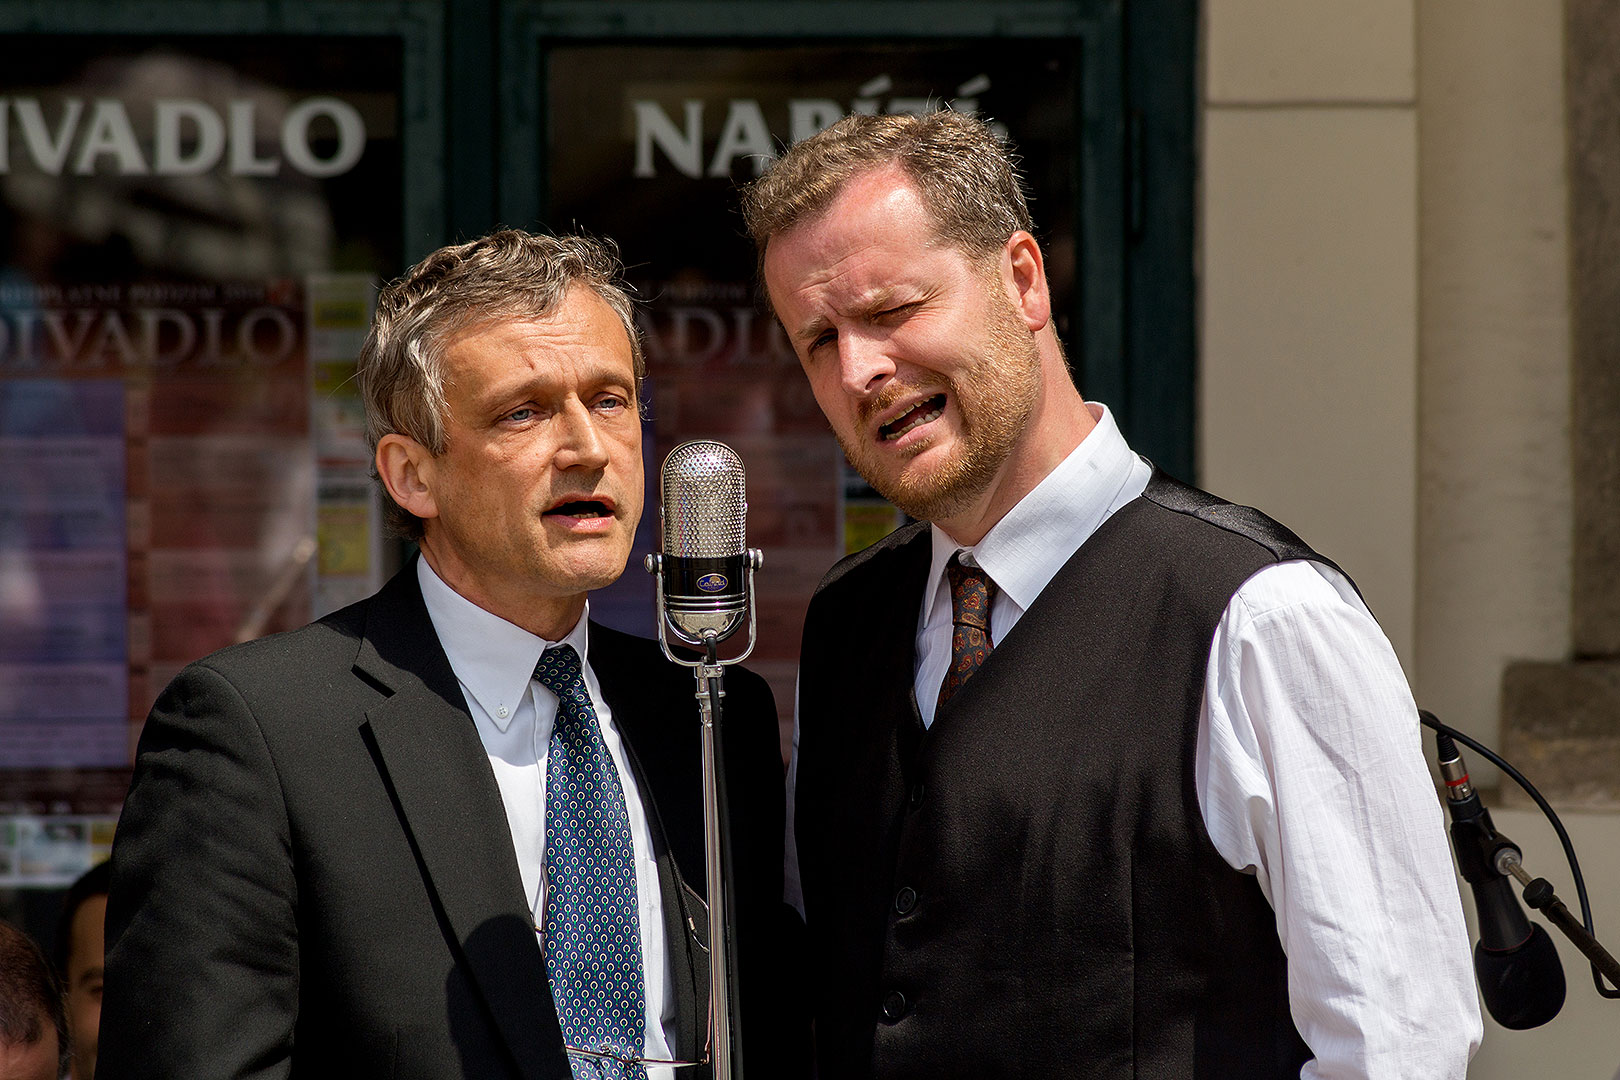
(358, 229, 644, 539)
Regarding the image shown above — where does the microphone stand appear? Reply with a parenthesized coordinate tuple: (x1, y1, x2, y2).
(1421, 711, 1620, 1003)
(694, 631, 744, 1080)
(647, 549, 763, 1080)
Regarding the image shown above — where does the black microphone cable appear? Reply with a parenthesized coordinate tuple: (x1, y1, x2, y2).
(1420, 710, 1620, 1006)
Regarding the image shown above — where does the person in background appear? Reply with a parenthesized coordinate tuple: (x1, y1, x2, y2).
(53, 861, 108, 1080)
(742, 110, 1481, 1079)
(0, 919, 68, 1080)
(99, 230, 795, 1079)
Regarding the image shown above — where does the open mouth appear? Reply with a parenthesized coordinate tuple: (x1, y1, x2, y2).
(544, 499, 613, 519)
(879, 394, 946, 442)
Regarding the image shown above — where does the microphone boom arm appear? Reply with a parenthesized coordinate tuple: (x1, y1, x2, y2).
(1497, 849, 1620, 988)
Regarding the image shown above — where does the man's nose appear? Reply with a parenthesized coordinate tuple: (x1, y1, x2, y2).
(838, 332, 896, 398)
(554, 400, 610, 470)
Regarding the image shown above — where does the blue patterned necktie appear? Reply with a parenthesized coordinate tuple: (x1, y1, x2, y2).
(536, 644, 648, 1080)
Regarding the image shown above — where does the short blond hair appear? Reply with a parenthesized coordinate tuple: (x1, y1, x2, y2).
(741, 110, 1033, 260)
(358, 229, 643, 539)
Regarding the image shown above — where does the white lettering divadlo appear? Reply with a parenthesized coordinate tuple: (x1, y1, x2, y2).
(636, 304, 795, 367)
(0, 306, 300, 370)
(280, 98, 365, 178)
(154, 99, 226, 175)
(236, 306, 299, 365)
(10, 98, 83, 174)
(0, 95, 368, 177)
(73, 99, 148, 174)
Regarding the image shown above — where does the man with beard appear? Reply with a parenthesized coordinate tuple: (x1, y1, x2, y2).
(742, 112, 1480, 1079)
(99, 231, 795, 1079)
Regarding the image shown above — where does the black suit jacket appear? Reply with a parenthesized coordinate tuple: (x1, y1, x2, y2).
(100, 562, 792, 1079)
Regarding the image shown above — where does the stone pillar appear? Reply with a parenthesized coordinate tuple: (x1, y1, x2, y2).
(1501, 0, 1620, 807)
(1201, 0, 1419, 667)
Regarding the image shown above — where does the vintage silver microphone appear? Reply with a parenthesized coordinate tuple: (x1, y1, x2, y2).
(644, 439, 762, 1080)
(648, 439, 761, 652)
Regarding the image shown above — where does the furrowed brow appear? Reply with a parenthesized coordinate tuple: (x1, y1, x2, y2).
(793, 314, 833, 347)
(792, 286, 904, 346)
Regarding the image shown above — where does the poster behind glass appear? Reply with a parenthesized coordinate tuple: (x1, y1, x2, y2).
(0, 36, 401, 885)
(546, 44, 1078, 740)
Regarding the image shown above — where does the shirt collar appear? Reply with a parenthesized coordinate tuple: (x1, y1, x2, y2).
(416, 557, 590, 733)
(923, 402, 1146, 627)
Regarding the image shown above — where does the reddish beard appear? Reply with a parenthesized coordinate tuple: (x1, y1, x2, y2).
(837, 298, 1041, 524)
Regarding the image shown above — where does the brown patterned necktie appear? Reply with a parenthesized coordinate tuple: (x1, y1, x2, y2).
(937, 553, 997, 710)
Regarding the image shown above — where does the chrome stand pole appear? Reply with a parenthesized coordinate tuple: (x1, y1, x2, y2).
(695, 636, 742, 1079)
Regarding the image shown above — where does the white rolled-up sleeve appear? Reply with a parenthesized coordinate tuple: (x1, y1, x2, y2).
(1198, 559, 1483, 1080)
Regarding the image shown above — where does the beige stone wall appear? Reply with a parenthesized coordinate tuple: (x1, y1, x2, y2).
(1502, 0, 1620, 812)
(1201, 0, 1419, 664)
(1417, 0, 1573, 786)
(1202, 1, 1574, 738)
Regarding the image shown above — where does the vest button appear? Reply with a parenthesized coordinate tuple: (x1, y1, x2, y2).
(894, 886, 918, 915)
(908, 782, 925, 808)
(881, 990, 907, 1021)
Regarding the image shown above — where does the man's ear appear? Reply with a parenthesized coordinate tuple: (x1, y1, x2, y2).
(376, 434, 440, 522)
(1003, 230, 1052, 332)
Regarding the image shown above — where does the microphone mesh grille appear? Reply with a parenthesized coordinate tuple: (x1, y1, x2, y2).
(661, 440, 746, 557)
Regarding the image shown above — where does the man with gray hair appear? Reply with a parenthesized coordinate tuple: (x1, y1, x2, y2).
(100, 230, 795, 1079)
(745, 111, 1480, 1078)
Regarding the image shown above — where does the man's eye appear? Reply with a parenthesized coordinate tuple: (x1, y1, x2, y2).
(810, 330, 836, 353)
(505, 407, 535, 423)
(596, 394, 628, 412)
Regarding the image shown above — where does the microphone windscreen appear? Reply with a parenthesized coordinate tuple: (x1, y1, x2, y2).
(1475, 922, 1566, 1029)
(660, 440, 746, 557)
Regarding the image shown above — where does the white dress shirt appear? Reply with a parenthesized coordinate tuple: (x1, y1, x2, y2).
(787, 403, 1482, 1080)
(418, 559, 678, 1077)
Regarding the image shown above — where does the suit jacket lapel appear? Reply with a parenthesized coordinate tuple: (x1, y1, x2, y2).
(355, 566, 566, 1080)
(878, 527, 932, 763)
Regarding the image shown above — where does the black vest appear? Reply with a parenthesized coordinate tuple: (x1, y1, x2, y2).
(795, 474, 1343, 1079)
